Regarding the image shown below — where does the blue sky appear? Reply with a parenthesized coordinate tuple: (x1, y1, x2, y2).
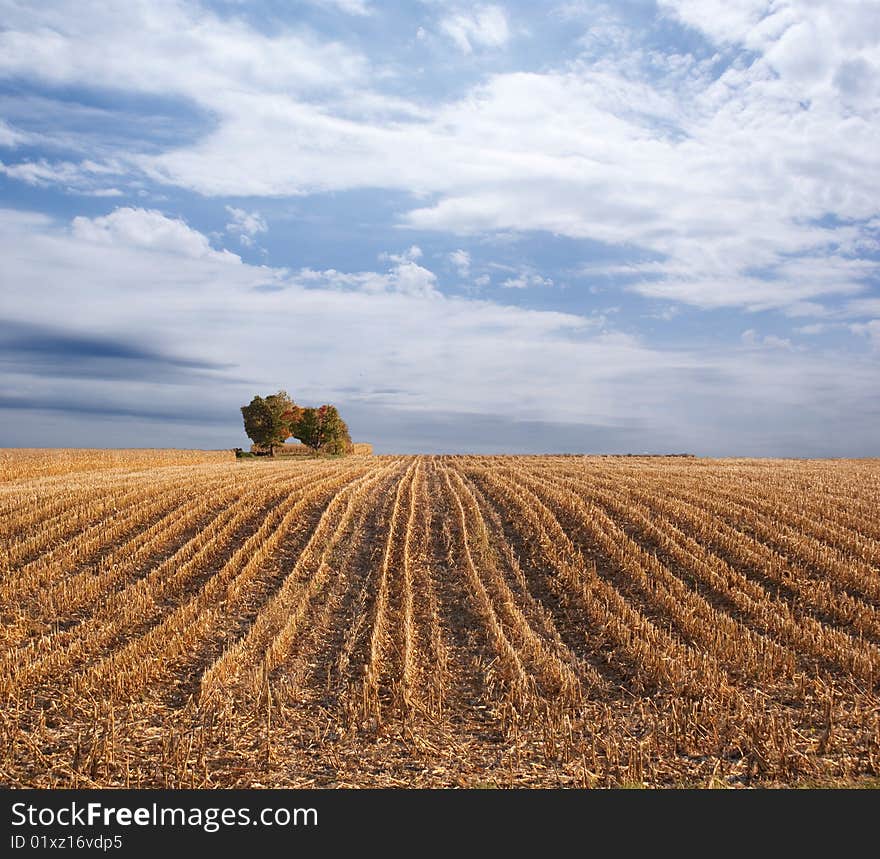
(0, 0, 878, 454)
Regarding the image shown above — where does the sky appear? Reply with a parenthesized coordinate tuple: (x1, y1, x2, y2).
(0, 0, 878, 455)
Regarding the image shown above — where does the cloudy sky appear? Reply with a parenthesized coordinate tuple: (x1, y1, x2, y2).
(1, 0, 878, 454)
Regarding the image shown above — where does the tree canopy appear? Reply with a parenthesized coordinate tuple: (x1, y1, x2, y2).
(291, 405, 352, 455)
(241, 391, 352, 456)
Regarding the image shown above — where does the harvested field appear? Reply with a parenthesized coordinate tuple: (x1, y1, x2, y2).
(1, 452, 879, 787)
(0, 448, 233, 482)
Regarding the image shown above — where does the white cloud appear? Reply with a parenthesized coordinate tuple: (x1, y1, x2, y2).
(439, 5, 510, 53)
(71, 208, 240, 263)
(0, 158, 124, 194)
(303, 253, 439, 298)
(449, 249, 471, 277)
(0, 119, 26, 147)
(388, 261, 438, 297)
(502, 269, 554, 289)
(0, 1, 877, 320)
(657, 0, 775, 46)
(379, 245, 423, 264)
(89, 188, 124, 197)
(224, 206, 267, 247)
(659, 1, 880, 114)
(1, 206, 878, 455)
(741, 329, 794, 350)
(0, 2, 368, 100)
(0, 206, 629, 426)
(796, 323, 830, 335)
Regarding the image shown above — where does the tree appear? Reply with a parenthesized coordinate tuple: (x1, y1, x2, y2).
(290, 404, 352, 454)
(241, 391, 353, 456)
(292, 407, 319, 450)
(240, 390, 300, 456)
(315, 405, 353, 455)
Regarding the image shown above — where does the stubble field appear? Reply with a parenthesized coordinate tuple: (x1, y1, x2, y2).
(1, 449, 879, 787)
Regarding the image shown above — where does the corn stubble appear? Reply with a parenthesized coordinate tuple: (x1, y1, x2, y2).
(1, 450, 879, 787)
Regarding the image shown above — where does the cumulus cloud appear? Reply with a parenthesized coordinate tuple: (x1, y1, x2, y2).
(71, 208, 240, 263)
(657, 0, 775, 46)
(224, 206, 267, 247)
(379, 245, 423, 264)
(439, 5, 510, 53)
(390, 261, 438, 297)
(298, 264, 439, 298)
(302, 247, 439, 298)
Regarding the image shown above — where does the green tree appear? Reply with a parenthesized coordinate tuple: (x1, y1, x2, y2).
(315, 404, 353, 455)
(292, 407, 320, 450)
(240, 390, 300, 456)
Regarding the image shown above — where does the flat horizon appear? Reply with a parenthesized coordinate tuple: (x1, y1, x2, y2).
(3, 446, 879, 462)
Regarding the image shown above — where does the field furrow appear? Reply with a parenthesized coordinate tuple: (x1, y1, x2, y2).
(445, 465, 585, 707)
(676, 478, 880, 605)
(3, 451, 879, 788)
(469, 464, 726, 696)
(0, 468, 315, 698)
(596, 468, 880, 634)
(198, 460, 403, 705)
(264, 460, 403, 709)
(537, 465, 880, 681)
(71, 463, 368, 700)
(1, 473, 224, 610)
